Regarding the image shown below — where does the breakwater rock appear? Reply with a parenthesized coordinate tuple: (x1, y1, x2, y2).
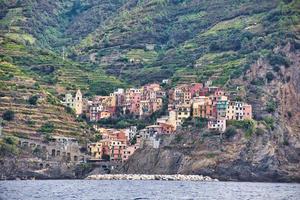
(86, 174, 218, 181)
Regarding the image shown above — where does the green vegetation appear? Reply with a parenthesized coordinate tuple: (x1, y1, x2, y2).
(268, 53, 290, 68)
(224, 126, 238, 139)
(263, 116, 275, 130)
(266, 72, 275, 83)
(28, 95, 39, 105)
(227, 120, 256, 138)
(287, 111, 292, 119)
(174, 134, 183, 143)
(97, 117, 147, 130)
(39, 122, 55, 134)
(126, 49, 158, 64)
(2, 110, 15, 121)
(182, 117, 208, 129)
(0, 136, 20, 156)
(266, 100, 277, 113)
(1, 0, 298, 88)
(130, 135, 137, 145)
(205, 152, 217, 159)
(25, 119, 36, 127)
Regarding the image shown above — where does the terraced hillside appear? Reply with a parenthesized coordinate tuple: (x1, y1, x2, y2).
(0, 61, 92, 142)
(0, 0, 128, 95)
(73, 0, 299, 85)
(1, 0, 299, 87)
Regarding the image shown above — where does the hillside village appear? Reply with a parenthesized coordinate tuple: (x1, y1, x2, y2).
(0, 0, 298, 183)
(61, 80, 252, 163)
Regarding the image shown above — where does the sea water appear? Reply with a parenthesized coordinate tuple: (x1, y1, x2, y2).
(0, 180, 299, 200)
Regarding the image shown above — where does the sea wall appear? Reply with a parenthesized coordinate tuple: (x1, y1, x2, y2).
(86, 174, 218, 181)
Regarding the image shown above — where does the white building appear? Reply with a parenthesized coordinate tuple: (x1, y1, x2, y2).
(61, 89, 83, 115)
(208, 119, 226, 132)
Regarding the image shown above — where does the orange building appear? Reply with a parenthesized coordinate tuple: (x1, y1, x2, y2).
(160, 123, 175, 134)
(192, 96, 213, 118)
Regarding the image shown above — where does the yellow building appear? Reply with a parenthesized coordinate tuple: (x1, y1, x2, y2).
(226, 101, 235, 120)
(175, 103, 191, 123)
(88, 142, 103, 159)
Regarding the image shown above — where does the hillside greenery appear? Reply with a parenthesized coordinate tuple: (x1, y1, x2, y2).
(0, 0, 299, 140)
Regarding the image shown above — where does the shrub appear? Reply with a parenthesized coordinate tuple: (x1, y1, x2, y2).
(2, 110, 15, 121)
(266, 100, 276, 113)
(0, 136, 19, 156)
(39, 122, 55, 134)
(194, 117, 208, 129)
(130, 135, 137, 145)
(250, 77, 264, 86)
(116, 120, 130, 129)
(28, 95, 39, 105)
(206, 152, 217, 158)
(227, 120, 256, 138)
(94, 134, 102, 142)
(43, 133, 53, 142)
(268, 54, 290, 68)
(255, 128, 265, 136)
(26, 119, 36, 127)
(174, 134, 183, 143)
(33, 83, 40, 89)
(1, 55, 13, 63)
(65, 106, 75, 115)
(266, 72, 275, 83)
(224, 126, 238, 139)
(283, 138, 289, 146)
(3, 136, 18, 145)
(0, 141, 19, 156)
(287, 111, 292, 119)
(272, 65, 280, 73)
(263, 116, 275, 130)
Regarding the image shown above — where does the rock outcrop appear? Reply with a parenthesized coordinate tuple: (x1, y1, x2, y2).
(86, 174, 217, 181)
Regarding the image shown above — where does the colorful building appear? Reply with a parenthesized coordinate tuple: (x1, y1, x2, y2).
(192, 96, 213, 118)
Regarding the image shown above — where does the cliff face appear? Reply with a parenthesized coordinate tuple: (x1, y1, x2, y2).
(120, 45, 300, 182)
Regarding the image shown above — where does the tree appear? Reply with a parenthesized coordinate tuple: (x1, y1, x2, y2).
(266, 72, 275, 83)
(94, 134, 102, 142)
(130, 135, 137, 145)
(39, 122, 55, 134)
(28, 95, 39, 105)
(224, 127, 238, 139)
(2, 110, 15, 121)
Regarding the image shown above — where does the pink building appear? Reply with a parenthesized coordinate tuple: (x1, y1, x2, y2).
(126, 92, 141, 115)
(189, 83, 203, 97)
(122, 145, 139, 162)
(243, 104, 252, 120)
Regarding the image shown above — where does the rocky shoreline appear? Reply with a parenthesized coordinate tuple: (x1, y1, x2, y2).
(86, 174, 218, 181)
